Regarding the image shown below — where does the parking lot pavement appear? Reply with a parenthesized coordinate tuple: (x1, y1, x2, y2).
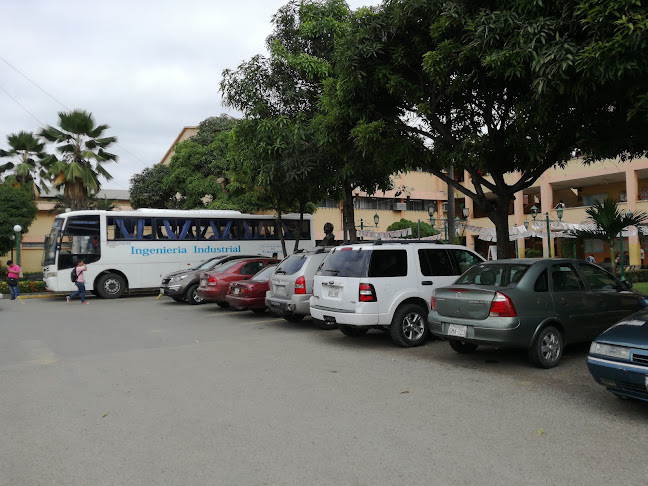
(1, 297, 647, 485)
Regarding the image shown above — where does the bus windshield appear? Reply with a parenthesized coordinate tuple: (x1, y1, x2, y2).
(42, 218, 64, 266)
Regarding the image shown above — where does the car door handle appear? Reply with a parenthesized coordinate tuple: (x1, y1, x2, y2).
(421, 281, 433, 286)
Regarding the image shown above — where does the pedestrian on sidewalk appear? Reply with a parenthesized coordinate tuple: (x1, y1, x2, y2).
(67, 260, 89, 304)
(6, 260, 20, 300)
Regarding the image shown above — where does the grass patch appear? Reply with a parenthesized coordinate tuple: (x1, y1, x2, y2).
(631, 282, 648, 295)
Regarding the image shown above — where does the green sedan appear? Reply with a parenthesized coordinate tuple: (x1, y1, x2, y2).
(428, 258, 648, 368)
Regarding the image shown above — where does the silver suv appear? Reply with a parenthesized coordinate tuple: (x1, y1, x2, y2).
(309, 241, 485, 346)
(159, 254, 259, 304)
(266, 248, 334, 329)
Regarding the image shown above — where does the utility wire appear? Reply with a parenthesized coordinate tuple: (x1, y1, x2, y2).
(0, 55, 154, 189)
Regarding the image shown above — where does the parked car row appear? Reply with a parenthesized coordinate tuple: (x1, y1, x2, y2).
(158, 241, 648, 403)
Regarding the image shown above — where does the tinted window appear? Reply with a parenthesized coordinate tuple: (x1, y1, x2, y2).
(419, 249, 454, 276)
(316, 248, 370, 277)
(58, 215, 101, 269)
(551, 264, 584, 292)
(534, 271, 549, 292)
(456, 263, 530, 286)
(241, 261, 265, 275)
(368, 250, 408, 277)
(579, 263, 618, 290)
(449, 249, 482, 274)
(274, 254, 307, 275)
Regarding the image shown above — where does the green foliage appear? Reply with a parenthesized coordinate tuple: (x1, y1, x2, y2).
(40, 110, 117, 211)
(386, 218, 439, 239)
(0, 279, 46, 294)
(567, 198, 648, 272)
(622, 270, 648, 285)
(0, 131, 52, 195)
(129, 165, 175, 209)
(0, 184, 38, 256)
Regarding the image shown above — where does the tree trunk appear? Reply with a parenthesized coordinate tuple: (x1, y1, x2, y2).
(447, 166, 456, 243)
(64, 179, 88, 211)
(343, 184, 357, 243)
(277, 210, 287, 257)
(293, 201, 305, 253)
(488, 205, 513, 260)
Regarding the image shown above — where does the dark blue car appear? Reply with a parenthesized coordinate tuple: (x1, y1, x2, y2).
(587, 310, 648, 402)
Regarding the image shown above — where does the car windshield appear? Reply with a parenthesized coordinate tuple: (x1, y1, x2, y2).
(455, 263, 530, 286)
(274, 254, 307, 275)
(317, 248, 370, 277)
(251, 265, 277, 282)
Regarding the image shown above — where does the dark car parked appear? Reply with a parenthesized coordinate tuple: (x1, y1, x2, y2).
(588, 310, 648, 402)
(159, 254, 259, 305)
(226, 265, 277, 313)
(197, 257, 280, 307)
(428, 258, 648, 368)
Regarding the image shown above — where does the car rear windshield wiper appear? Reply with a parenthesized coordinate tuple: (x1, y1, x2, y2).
(323, 269, 339, 275)
(275, 269, 286, 274)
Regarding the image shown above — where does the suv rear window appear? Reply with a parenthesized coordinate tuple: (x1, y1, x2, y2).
(274, 255, 307, 275)
(317, 248, 371, 277)
(368, 250, 408, 277)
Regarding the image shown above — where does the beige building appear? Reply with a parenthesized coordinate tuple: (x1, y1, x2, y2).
(160, 127, 648, 267)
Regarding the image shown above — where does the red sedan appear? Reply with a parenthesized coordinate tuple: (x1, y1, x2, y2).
(197, 257, 279, 307)
(226, 265, 277, 313)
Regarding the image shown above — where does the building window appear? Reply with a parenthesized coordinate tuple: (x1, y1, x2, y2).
(318, 198, 339, 209)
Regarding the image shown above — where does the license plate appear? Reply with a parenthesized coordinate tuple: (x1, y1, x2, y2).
(159, 288, 165, 295)
(645, 376, 648, 391)
(234, 288, 240, 294)
(447, 324, 467, 338)
(276, 286, 286, 296)
(201, 279, 207, 286)
(328, 288, 339, 298)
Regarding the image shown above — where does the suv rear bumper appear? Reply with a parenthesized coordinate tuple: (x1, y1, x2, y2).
(266, 294, 311, 316)
(310, 305, 379, 326)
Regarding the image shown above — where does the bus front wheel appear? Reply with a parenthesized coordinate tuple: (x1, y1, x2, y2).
(96, 273, 126, 299)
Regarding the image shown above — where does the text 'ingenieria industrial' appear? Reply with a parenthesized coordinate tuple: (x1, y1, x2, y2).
(130, 245, 242, 257)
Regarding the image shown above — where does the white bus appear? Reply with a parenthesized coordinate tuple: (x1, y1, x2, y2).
(42, 209, 315, 298)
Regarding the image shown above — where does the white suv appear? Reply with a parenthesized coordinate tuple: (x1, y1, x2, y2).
(309, 241, 485, 347)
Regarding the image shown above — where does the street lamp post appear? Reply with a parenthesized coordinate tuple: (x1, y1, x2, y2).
(429, 204, 470, 244)
(13, 224, 22, 267)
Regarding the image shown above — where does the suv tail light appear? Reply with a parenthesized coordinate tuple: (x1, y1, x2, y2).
(208, 275, 218, 286)
(294, 275, 306, 295)
(431, 289, 437, 311)
(359, 283, 377, 302)
(489, 292, 517, 317)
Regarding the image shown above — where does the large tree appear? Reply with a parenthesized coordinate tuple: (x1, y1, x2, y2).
(40, 109, 117, 211)
(221, 0, 395, 248)
(0, 131, 52, 196)
(333, 0, 648, 258)
(0, 184, 38, 256)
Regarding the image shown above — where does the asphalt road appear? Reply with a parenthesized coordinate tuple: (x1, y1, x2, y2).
(1, 295, 647, 486)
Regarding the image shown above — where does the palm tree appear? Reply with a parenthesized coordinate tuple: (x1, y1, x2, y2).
(568, 198, 648, 273)
(0, 131, 52, 196)
(40, 109, 117, 210)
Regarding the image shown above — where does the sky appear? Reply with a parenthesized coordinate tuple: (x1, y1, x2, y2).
(0, 0, 378, 192)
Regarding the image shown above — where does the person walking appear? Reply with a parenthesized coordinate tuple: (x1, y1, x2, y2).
(67, 260, 89, 304)
(6, 260, 20, 300)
